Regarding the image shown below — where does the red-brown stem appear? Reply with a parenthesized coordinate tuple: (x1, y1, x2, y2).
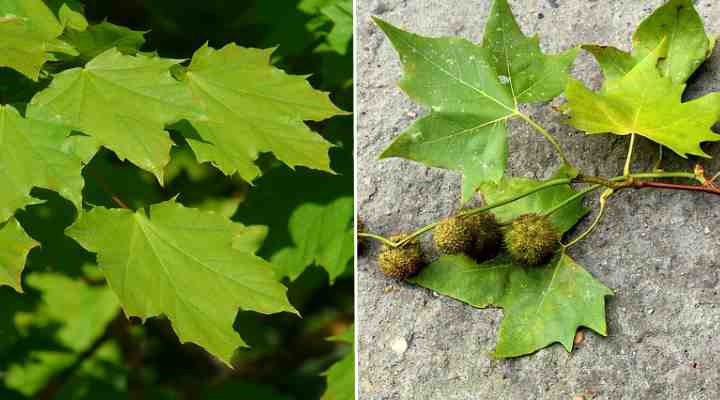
(631, 181, 720, 194)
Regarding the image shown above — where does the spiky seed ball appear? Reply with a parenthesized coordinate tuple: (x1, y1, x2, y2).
(464, 213, 502, 261)
(504, 213, 559, 266)
(377, 235, 423, 279)
(433, 216, 473, 255)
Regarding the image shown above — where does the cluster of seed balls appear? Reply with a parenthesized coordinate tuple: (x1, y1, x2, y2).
(375, 213, 560, 280)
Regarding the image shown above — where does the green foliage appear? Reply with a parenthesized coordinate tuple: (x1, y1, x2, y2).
(374, 0, 576, 201)
(66, 200, 297, 366)
(0, 0, 76, 80)
(0, 0, 353, 397)
(321, 326, 353, 400)
(367, 0, 720, 362)
(410, 253, 612, 358)
(565, 41, 720, 158)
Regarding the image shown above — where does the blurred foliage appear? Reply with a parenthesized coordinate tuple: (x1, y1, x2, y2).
(0, 0, 353, 399)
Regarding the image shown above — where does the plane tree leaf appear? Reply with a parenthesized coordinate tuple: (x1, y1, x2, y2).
(412, 167, 608, 357)
(66, 199, 298, 366)
(180, 43, 346, 182)
(0, 0, 76, 80)
(375, 0, 577, 201)
(410, 252, 612, 358)
(0, 105, 85, 220)
(27, 48, 204, 183)
(565, 41, 720, 158)
(478, 166, 588, 234)
(583, 0, 712, 85)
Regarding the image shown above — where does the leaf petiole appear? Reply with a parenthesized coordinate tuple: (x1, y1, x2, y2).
(563, 188, 614, 248)
(515, 111, 572, 167)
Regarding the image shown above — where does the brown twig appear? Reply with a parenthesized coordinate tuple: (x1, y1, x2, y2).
(82, 162, 130, 209)
(34, 312, 126, 400)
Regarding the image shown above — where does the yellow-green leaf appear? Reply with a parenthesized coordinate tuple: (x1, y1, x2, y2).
(27, 49, 204, 182)
(66, 200, 298, 366)
(565, 41, 720, 158)
(181, 43, 346, 181)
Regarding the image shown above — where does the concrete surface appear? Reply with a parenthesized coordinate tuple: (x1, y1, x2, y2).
(356, 1, 720, 399)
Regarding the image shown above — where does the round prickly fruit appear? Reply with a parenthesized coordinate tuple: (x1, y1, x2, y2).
(464, 213, 502, 261)
(504, 213, 559, 266)
(433, 216, 473, 255)
(377, 235, 423, 279)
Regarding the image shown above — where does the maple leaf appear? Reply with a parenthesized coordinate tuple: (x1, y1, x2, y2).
(565, 41, 720, 158)
(410, 252, 612, 358)
(59, 20, 147, 62)
(375, 0, 577, 202)
(27, 49, 204, 183)
(0, 0, 77, 80)
(234, 164, 353, 283)
(0, 105, 85, 220)
(584, 0, 713, 85)
(4, 273, 119, 396)
(321, 325, 354, 400)
(179, 43, 346, 182)
(66, 200, 298, 366)
(0, 218, 37, 293)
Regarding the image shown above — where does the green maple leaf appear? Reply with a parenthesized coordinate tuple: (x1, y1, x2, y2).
(27, 49, 203, 183)
(319, 0, 352, 55)
(5, 273, 119, 396)
(59, 20, 146, 62)
(0, 105, 85, 220)
(586, 0, 712, 85)
(321, 325, 354, 400)
(0, 0, 77, 80)
(375, 0, 577, 202)
(180, 43, 346, 182)
(66, 200, 298, 366)
(234, 165, 353, 283)
(0, 218, 37, 293)
(478, 166, 588, 234)
(410, 252, 612, 358)
(565, 41, 720, 158)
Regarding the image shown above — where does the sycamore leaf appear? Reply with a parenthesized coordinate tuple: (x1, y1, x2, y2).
(60, 20, 146, 62)
(321, 325, 354, 400)
(0, 105, 85, 219)
(0, 0, 76, 80)
(180, 43, 345, 181)
(565, 41, 720, 158)
(410, 252, 612, 358)
(27, 49, 203, 183)
(632, 0, 711, 84)
(5, 273, 119, 396)
(413, 166, 605, 357)
(584, 0, 712, 85)
(66, 200, 298, 366)
(375, 0, 576, 201)
(0, 219, 37, 293)
(478, 166, 588, 234)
